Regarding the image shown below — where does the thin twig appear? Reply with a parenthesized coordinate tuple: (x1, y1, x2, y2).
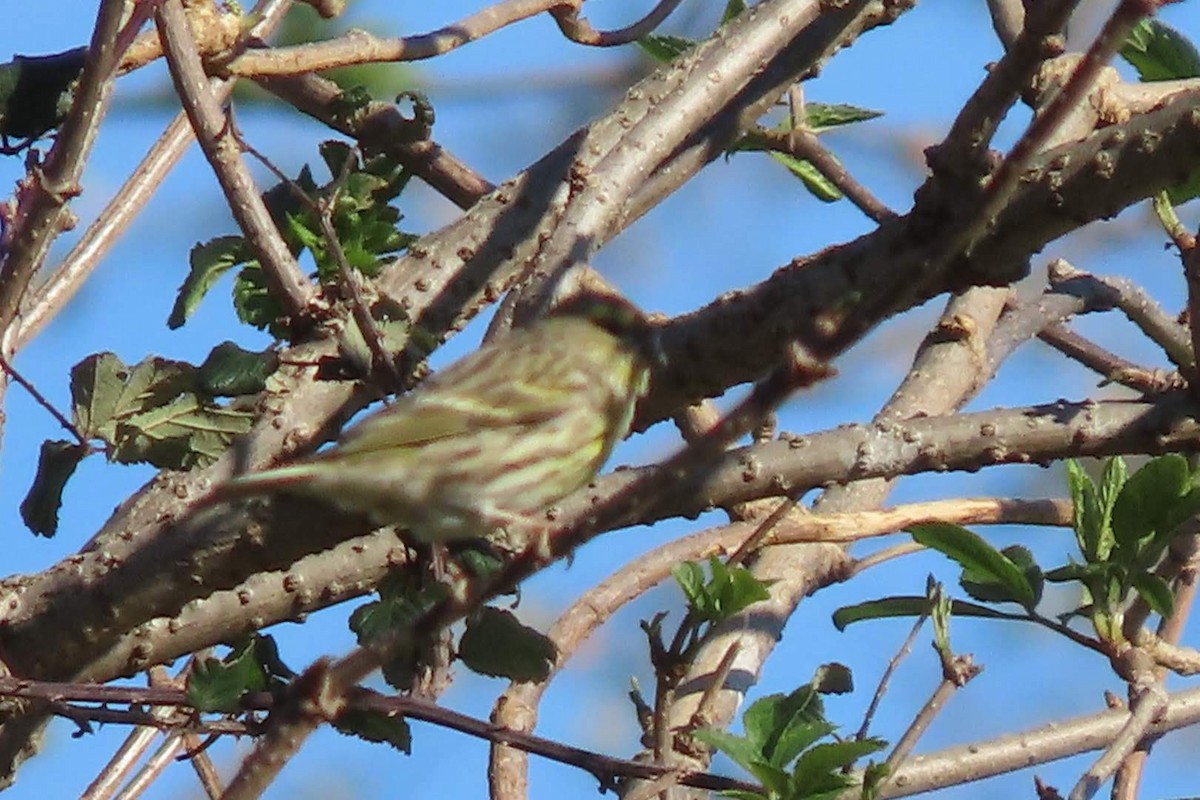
(155, 0, 315, 324)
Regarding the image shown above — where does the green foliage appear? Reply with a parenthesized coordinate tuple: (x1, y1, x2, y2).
(187, 638, 273, 714)
(197, 342, 280, 397)
(19, 440, 88, 537)
(20, 350, 259, 536)
(673, 556, 772, 625)
(1120, 19, 1200, 205)
(727, 104, 883, 203)
(835, 456, 1197, 647)
(0, 47, 86, 150)
(348, 573, 444, 690)
(692, 677, 886, 800)
(170, 141, 416, 336)
(457, 607, 557, 682)
(909, 522, 1039, 610)
(333, 708, 412, 754)
(1120, 18, 1200, 82)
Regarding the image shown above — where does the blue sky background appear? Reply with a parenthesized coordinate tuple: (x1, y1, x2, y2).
(3, 1, 1200, 798)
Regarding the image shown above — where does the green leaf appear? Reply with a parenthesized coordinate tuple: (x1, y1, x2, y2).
(168, 237, 252, 329)
(187, 639, 269, 713)
(233, 264, 286, 336)
(743, 687, 827, 763)
(1066, 459, 1110, 561)
(960, 545, 1043, 607)
(1120, 18, 1200, 81)
(909, 522, 1036, 609)
(691, 727, 765, 776)
(19, 440, 88, 537)
(70, 353, 197, 442)
(811, 663, 852, 695)
(832, 596, 1012, 630)
(791, 737, 886, 785)
(768, 151, 842, 201)
(111, 394, 253, 469)
(0, 48, 86, 144)
(197, 341, 279, 397)
(804, 103, 883, 131)
(349, 575, 443, 690)
(1111, 455, 1191, 553)
(458, 607, 557, 682)
(1130, 572, 1175, 619)
(637, 34, 694, 62)
(334, 708, 412, 754)
(673, 556, 772, 625)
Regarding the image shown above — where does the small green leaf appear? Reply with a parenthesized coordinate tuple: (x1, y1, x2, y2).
(768, 151, 843, 201)
(910, 522, 1036, 609)
(832, 596, 1012, 630)
(811, 663, 852, 695)
(168, 237, 252, 329)
(458, 607, 557, 682)
(19, 440, 88, 537)
(1067, 459, 1110, 561)
(674, 556, 772, 625)
(636, 34, 694, 62)
(197, 341, 279, 397)
(187, 639, 269, 713)
(1120, 18, 1200, 81)
(804, 103, 883, 131)
(233, 264, 286, 335)
(1130, 572, 1175, 619)
(334, 708, 412, 754)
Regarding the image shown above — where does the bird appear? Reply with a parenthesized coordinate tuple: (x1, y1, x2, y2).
(200, 292, 658, 542)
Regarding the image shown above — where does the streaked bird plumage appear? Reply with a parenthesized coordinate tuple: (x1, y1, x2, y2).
(203, 293, 656, 541)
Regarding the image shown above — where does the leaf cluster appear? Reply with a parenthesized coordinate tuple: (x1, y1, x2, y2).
(169, 141, 416, 336)
(693, 676, 885, 800)
(21, 346, 275, 537)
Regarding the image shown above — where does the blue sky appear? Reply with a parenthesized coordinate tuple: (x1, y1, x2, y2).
(3, 1, 1200, 798)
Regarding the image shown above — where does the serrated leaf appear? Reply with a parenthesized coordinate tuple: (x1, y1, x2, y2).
(637, 34, 694, 62)
(691, 727, 766, 776)
(233, 264, 286, 335)
(811, 663, 853, 695)
(70, 353, 197, 442)
(1121, 18, 1200, 81)
(197, 341, 279, 397)
(791, 737, 887, 787)
(168, 236, 252, 329)
(334, 708, 412, 754)
(187, 639, 268, 713)
(832, 596, 1011, 630)
(458, 607, 556, 682)
(743, 687, 825, 760)
(910, 522, 1036, 609)
(19, 439, 88, 537)
(111, 394, 252, 469)
(1131, 572, 1175, 619)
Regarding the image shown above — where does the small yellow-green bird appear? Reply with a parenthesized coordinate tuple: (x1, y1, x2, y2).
(202, 292, 658, 541)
